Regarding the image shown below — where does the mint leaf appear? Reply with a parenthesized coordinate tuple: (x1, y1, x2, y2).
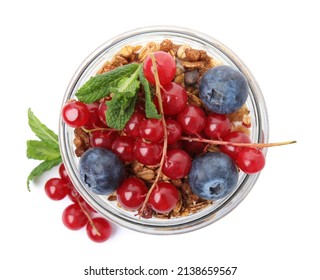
(27, 109, 61, 190)
(27, 157, 62, 191)
(105, 65, 141, 130)
(76, 63, 140, 103)
(27, 140, 61, 161)
(139, 67, 160, 119)
(28, 108, 59, 145)
(106, 91, 138, 130)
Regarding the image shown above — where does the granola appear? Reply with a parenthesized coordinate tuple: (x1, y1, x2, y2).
(73, 39, 250, 219)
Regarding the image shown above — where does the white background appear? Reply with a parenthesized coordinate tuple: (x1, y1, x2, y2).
(1, 0, 319, 279)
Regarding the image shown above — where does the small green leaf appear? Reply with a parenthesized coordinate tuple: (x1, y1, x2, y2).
(28, 108, 59, 145)
(106, 91, 138, 130)
(27, 157, 62, 191)
(139, 67, 160, 119)
(76, 63, 140, 103)
(27, 140, 61, 161)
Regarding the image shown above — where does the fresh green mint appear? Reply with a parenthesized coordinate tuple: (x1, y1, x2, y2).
(76, 63, 140, 104)
(75, 62, 161, 130)
(139, 66, 160, 119)
(26, 108, 61, 190)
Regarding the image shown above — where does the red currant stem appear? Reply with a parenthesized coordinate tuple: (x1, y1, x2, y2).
(75, 196, 101, 236)
(180, 136, 296, 148)
(139, 54, 168, 217)
(81, 127, 118, 133)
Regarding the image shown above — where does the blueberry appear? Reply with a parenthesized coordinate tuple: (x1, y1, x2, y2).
(189, 152, 238, 200)
(199, 65, 249, 114)
(79, 147, 125, 195)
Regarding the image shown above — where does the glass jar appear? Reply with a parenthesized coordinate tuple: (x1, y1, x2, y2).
(59, 26, 269, 234)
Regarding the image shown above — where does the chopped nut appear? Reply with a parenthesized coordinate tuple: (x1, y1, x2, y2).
(233, 125, 251, 136)
(187, 91, 202, 107)
(242, 114, 251, 127)
(118, 45, 134, 58)
(185, 48, 201, 62)
(207, 145, 220, 152)
(110, 55, 128, 67)
(180, 60, 205, 69)
(108, 193, 117, 201)
(138, 42, 159, 61)
(160, 39, 173, 52)
(73, 127, 90, 157)
(174, 73, 185, 86)
(227, 104, 250, 122)
(177, 45, 190, 59)
(137, 167, 156, 181)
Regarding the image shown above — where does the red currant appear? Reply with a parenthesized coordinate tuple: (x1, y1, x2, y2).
(111, 136, 135, 163)
(139, 118, 164, 143)
(166, 119, 182, 145)
(58, 163, 71, 183)
(143, 51, 176, 86)
(84, 102, 105, 129)
(204, 113, 231, 139)
(98, 101, 108, 126)
(44, 178, 69, 200)
(62, 203, 88, 230)
(62, 101, 90, 127)
(148, 182, 179, 214)
(162, 149, 191, 179)
(220, 131, 251, 160)
(90, 130, 118, 150)
(124, 112, 146, 138)
(67, 185, 85, 204)
(134, 139, 162, 165)
(236, 148, 265, 174)
(160, 82, 187, 115)
(86, 217, 112, 243)
(177, 105, 206, 135)
(116, 178, 148, 211)
(183, 139, 206, 156)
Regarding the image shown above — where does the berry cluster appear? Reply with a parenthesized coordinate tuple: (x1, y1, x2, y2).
(62, 46, 275, 222)
(44, 163, 112, 243)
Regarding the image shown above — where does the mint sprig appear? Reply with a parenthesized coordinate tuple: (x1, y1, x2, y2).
(75, 62, 160, 130)
(26, 108, 61, 190)
(76, 63, 140, 104)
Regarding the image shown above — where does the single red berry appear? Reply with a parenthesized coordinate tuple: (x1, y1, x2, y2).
(67, 185, 85, 204)
(236, 148, 265, 174)
(116, 177, 148, 211)
(166, 119, 182, 145)
(98, 101, 108, 126)
(90, 130, 118, 150)
(111, 135, 135, 163)
(220, 131, 251, 160)
(62, 203, 88, 230)
(58, 163, 71, 183)
(86, 217, 112, 243)
(183, 139, 206, 156)
(162, 149, 192, 179)
(139, 118, 164, 143)
(84, 102, 105, 129)
(148, 182, 179, 214)
(177, 105, 206, 135)
(62, 101, 90, 127)
(124, 112, 146, 138)
(44, 178, 69, 200)
(204, 113, 231, 139)
(143, 51, 176, 86)
(134, 139, 163, 166)
(160, 82, 187, 115)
